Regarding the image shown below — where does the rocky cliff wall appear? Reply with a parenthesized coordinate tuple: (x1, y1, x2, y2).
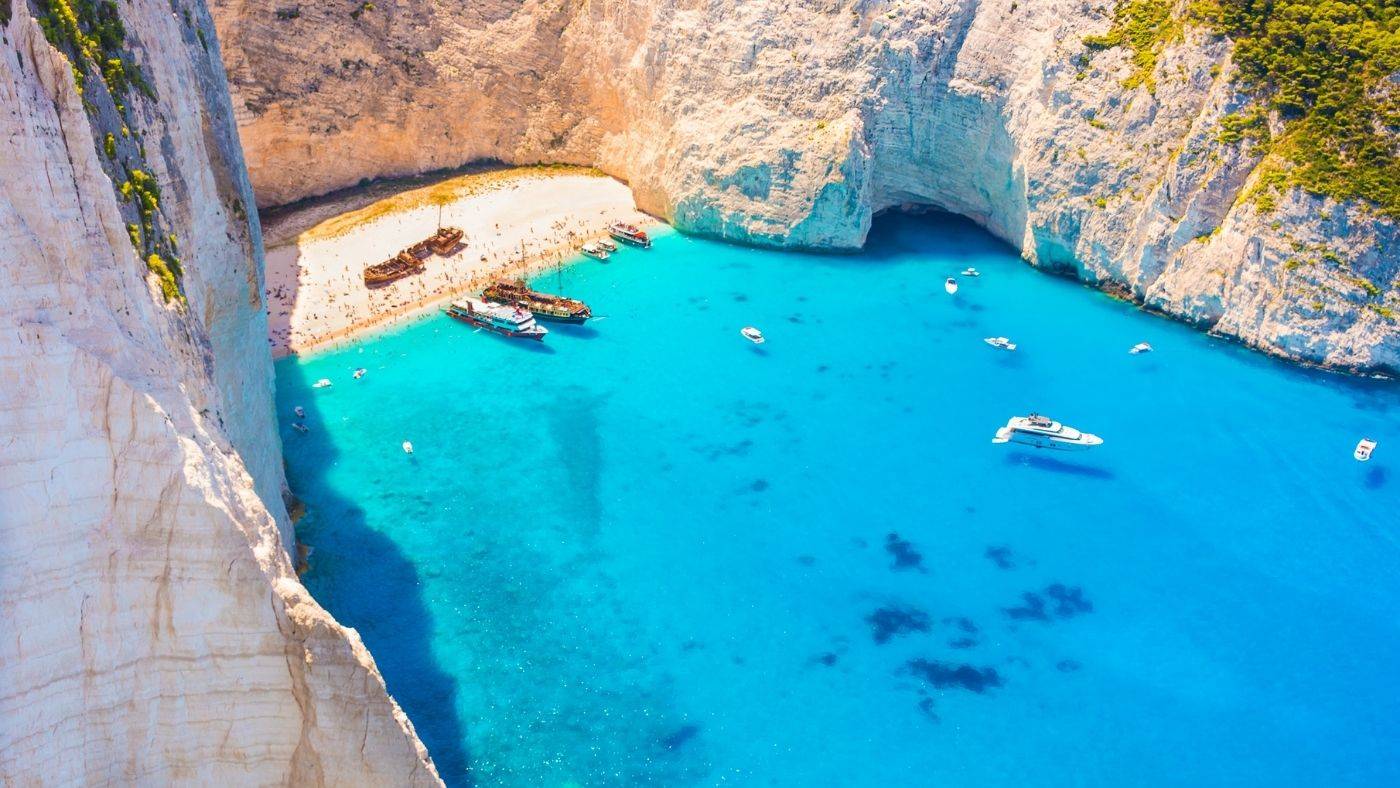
(0, 1, 438, 782)
(214, 0, 1397, 373)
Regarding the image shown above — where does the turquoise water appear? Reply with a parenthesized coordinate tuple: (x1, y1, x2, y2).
(276, 214, 1399, 786)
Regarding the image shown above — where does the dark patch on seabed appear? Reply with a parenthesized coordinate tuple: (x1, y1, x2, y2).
(1004, 584, 1094, 622)
(546, 386, 606, 534)
(662, 724, 701, 753)
(885, 532, 927, 572)
(866, 605, 933, 644)
(906, 659, 1004, 694)
(984, 544, 1016, 569)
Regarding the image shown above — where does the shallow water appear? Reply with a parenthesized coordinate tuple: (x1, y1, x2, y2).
(276, 214, 1399, 786)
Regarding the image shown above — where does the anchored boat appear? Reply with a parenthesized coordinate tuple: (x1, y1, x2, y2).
(608, 221, 651, 248)
(581, 241, 609, 261)
(482, 281, 592, 324)
(445, 297, 548, 340)
(595, 238, 618, 253)
(945, 277, 958, 294)
(983, 336, 1017, 351)
(1355, 438, 1377, 462)
(992, 414, 1102, 451)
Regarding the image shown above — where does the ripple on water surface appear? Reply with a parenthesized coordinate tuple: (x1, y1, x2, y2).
(278, 214, 1400, 786)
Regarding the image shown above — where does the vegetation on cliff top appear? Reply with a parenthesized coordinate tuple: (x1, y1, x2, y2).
(1083, 0, 1400, 218)
(34, 0, 188, 303)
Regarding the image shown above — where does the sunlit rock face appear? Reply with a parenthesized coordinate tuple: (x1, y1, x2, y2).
(214, 0, 1396, 373)
(0, 2, 438, 783)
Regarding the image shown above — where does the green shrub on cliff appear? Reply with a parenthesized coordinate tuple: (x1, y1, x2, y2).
(1084, 0, 1399, 217)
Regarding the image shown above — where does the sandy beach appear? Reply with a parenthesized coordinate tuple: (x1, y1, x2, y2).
(261, 166, 656, 357)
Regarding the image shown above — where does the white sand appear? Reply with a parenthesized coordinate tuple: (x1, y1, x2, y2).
(261, 168, 654, 357)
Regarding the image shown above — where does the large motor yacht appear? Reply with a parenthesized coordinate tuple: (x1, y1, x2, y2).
(445, 298, 548, 340)
(992, 414, 1102, 451)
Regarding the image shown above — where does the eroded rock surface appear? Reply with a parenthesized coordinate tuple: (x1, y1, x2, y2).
(0, 2, 438, 783)
(214, 0, 1397, 372)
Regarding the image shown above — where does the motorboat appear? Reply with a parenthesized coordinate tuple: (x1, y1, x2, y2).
(992, 414, 1102, 451)
(294, 406, 306, 418)
(595, 237, 618, 253)
(1129, 342, 1153, 354)
(607, 222, 651, 248)
(983, 336, 1017, 351)
(445, 297, 548, 340)
(291, 423, 309, 434)
(312, 378, 332, 389)
(402, 441, 414, 455)
(353, 367, 367, 379)
(581, 242, 610, 261)
(945, 277, 958, 294)
(741, 327, 765, 345)
(1355, 438, 1377, 462)
(961, 267, 981, 277)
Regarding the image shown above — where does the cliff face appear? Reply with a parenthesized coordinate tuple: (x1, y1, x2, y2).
(214, 0, 1397, 373)
(0, 1, 438, 783)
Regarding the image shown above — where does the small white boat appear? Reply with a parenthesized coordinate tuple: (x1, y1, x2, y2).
(992, 413, 1102, 451)
(1129, 342, 1153, 355)
(945, 277, 958, 294)
(292, 423, 309, 434)
(961, 267, 981, 277)
(983, 336, 1017, 351)
(581, 242, 610, 261)
(595, 238, 618, 253)
(402, 441, 414, 455)
(741, 327, 765, 345)
(353, 367, 367, 379)
(312, 378, 332, 389)
(1355, 438, 1377, 462)
(294, 406, 306, 419)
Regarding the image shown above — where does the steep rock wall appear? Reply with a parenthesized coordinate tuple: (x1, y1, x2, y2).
(0, 1, 439, 783)
(214, 0, 1397, 373)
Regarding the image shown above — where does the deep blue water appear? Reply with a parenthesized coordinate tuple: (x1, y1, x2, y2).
(276, 214, 1399, 786)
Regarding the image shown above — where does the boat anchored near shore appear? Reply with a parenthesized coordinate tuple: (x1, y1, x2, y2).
(992, 414, 1102, 451)
(581, 241, 610, 261)
(445, 298, 548, 340)
(608, 222, 651, 248)
(483, 281, 592, 324)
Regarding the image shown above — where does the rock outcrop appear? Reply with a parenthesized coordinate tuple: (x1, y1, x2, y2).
(214, 0, 1397, 373)
(0, 1, 438, 783)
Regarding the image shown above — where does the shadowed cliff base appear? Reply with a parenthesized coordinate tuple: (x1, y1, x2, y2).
(276, 362, 473, 784)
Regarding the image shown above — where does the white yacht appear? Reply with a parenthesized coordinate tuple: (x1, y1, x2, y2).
(312, 378, 332, 389)
(595, 237, 618, 253)
(961, 267, 981, 277)
(741, 326, 765, 345)
(1129, 342, 1153, 354)
(945, 277, 958, 294)
(445, 298, 548, 340)
(402, 441, 414, 455)
(1355, 438, 1377, 462)
(581, 242, 610, 261)
(992, 414, 1103, 451)
(984, 336, 1017, 351)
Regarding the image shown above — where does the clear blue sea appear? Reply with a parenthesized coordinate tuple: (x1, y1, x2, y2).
(275, 214, 1400, 787)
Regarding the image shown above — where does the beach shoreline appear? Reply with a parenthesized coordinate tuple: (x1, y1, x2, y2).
(261, 166, 659, 358)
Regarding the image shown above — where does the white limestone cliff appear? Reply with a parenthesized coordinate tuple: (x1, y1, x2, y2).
(0, 1, 439, 783)
(214, 0, 1397, 373)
